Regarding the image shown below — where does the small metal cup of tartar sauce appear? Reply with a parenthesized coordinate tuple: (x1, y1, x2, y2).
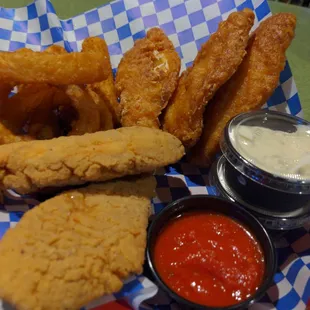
(209, 110, 310, 231)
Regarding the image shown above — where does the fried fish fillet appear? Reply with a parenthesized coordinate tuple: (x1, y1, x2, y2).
(190, 13, 296, 166)
(163, 9, 255, 149)
(0, 126, 184, 194)
(0, 175, 156, 310)
(116, 28, 181, 128)
(83, 37, 120, 126)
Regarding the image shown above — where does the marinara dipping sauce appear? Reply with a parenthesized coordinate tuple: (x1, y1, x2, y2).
(153, 212, 265, 307)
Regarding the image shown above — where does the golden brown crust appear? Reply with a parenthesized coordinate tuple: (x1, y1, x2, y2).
(190, 13, 296, 166)
(0, 175, 155, 310)
(86, 87, 114, 131)
(64, 85, 101, 136)
(0, 48, 109, 85)
(0, 43, 104, 140)
(27, 106, 61, 140)
(116, 28, 181, 128)
(0, 126, 184, 194)
(0, 83, 12, 106)
(44, 45, 67, 54)
(83, 37, 121, 126)
(25, 46, 67, 139)
(0, 123, 33, 145)
(0, 84, 55, 133)
(163, 9, 255, 148)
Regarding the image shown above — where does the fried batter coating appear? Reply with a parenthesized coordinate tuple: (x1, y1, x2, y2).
(43, 45, 102, 136)
(27, 82, 69, 139)
(83, 37, 120, 126)
(64, 85, 101, 136)
(163, 9, 255, 148)
(190, 13, 296, 166)
(0, 83, 12, 105)
(87, 87, 114, 131)
(0, 84, 56, 133)
(0, 126, 184, 194)
(41, 45, 101, 136)
(0, 47, 109, 85)
(0, 46, 66, 138)
(7, 83, 100, 138)
(44, 44, 67, 54)
(116, 28, 181, 128)
(0, 122, 33, 145)
(27, 96, 61, 140)
(0, 175, 156, 310)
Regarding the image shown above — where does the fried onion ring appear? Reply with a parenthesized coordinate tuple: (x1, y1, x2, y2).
(0, 122, 33, 145)
(82, 37, 120, 126)
(86, 87, 114, 131)
(64, 85, 101, 136)
(1, 46, 66, 134)
(0, 84, 55, 133)
(27, 45, 101, 137)
(0, 48, 110, 85)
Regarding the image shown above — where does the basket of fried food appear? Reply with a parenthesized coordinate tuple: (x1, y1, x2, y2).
(0, 38, 118, 143)
(0, 11, 296, 171)
(0, 9, 297, 310)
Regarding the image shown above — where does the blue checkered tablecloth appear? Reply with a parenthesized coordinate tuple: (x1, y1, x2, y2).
(0, 0, 309, 309)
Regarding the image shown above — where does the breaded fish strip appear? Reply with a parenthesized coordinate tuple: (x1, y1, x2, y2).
(0, 126, 184, 194)
(83, 37, 120, 126)
(116, 28, 181, 128)
(190, 13, 296, 166)
(163, 9, 255, 148)
(0, 175, 156, 310)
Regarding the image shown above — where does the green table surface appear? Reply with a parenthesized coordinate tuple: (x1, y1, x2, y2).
(1, 0, 310, 120)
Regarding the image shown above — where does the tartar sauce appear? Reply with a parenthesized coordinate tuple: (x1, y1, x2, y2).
(231, 125, 310, 180)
